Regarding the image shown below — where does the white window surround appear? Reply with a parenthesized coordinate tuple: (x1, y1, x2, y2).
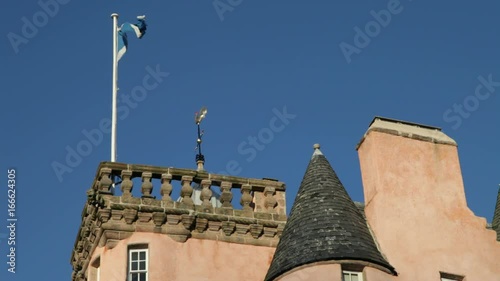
(342, 270, 362, 281)
(440, 271, 465, 281)
(128, 248, 148, 281)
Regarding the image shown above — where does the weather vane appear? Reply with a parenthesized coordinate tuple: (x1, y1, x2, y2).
(194, 106, 208, 171)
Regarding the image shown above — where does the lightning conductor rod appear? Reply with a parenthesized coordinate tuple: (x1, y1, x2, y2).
(195, 107, 208, 171)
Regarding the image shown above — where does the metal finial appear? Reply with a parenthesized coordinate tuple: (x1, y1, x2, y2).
(312, 143, 323, 159)
(195, 106, 208, 170)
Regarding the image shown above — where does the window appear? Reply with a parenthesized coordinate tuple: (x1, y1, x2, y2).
(343, 270, 362, 281)
(128, 246, 148, 281)
(440, 272, 464, 281)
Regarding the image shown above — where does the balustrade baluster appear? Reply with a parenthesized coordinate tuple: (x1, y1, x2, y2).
(240, 184, 253, 212)
(180, 176, 194, 208)
(200, 179, 213, 212)
(121, 170, 133, 197)
(160, 173, 173, 204)
(141, 172, 154, 198)
(220, 181, 233, 209)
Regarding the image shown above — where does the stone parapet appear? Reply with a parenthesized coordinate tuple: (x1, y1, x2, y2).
(70, 162, 287, 281)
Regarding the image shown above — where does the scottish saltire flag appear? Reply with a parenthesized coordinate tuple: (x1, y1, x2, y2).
(117, 15, 147, 61)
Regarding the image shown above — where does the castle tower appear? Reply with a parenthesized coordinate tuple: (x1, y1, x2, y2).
(264, 144, 395, 281)
(356, 117, 500, 280)
(70, 162, 287, 281)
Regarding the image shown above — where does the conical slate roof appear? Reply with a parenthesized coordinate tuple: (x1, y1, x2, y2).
(265, 145, 395, 281)
(492, 186, 500, 241)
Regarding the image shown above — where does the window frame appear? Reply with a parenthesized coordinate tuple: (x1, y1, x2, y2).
(440, 271, 465, 281)
(128, 247, 149, 281)
(342, 270, 363, 281)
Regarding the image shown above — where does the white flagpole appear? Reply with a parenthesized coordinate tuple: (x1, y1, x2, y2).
(111, 13, 119, 163)
(110, 13, 119, 194)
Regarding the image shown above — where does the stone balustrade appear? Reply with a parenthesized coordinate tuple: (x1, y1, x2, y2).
(92, 162, 286, 215)
(71, 162, 288, 281)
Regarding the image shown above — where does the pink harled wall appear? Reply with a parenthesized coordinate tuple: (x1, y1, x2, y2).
(88, 232, 275, 281)
(357, 119, 500, 280)
(277, 263, 342, 281)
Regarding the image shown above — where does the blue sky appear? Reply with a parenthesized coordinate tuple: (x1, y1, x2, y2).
(2, 0, 500, 280)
